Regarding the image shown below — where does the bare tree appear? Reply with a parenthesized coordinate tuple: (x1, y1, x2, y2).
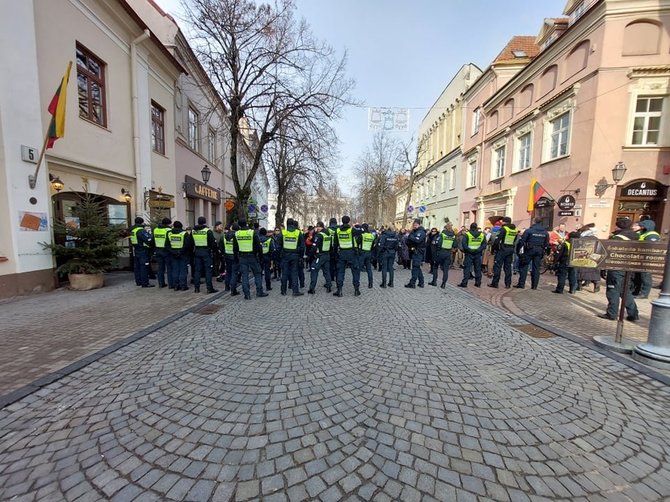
(399, 135, 429, 229)
(353, 133, 404, 227)
(183, 0, 355, 219)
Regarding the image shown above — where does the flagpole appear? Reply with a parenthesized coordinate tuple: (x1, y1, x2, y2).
(28, 134, 52, 189)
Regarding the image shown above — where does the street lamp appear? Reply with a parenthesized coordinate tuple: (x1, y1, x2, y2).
(594, 161, 627, 197)
(49, 174, 64, 192)
(201, 165, 211, 185)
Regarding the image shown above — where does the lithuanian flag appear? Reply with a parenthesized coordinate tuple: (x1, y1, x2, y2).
(527, 177, 547, 213)
(46, 61, 72, 149)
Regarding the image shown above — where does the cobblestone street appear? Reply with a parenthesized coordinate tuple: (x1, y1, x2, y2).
(1, 269, 669, 501)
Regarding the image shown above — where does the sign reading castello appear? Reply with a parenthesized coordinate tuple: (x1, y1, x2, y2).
(620, 180, 664, 199)
(184, 175, 221, 204)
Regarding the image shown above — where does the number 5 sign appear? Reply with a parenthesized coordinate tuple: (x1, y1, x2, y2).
(21, 145, 38, 164)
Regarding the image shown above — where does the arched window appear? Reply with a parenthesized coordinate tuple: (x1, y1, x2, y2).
(541, 66, 558, 96)
(520, 84, 534, 109)
(623, 20, 661, 56)
(566, 40, 589, 77)
(488, 111, 499, 132)
(503, 99, 514, 122)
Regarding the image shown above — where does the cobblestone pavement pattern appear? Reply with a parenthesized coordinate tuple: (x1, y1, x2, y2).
(1, 270, 669, 501)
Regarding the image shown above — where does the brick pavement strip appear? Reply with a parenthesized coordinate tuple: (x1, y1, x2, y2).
(0, 269, 669, 500)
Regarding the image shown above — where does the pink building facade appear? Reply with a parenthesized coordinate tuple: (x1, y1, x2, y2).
(460, 0, 670, 238)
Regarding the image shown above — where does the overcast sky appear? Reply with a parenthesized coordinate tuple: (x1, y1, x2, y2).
(154, 0, 567, 194)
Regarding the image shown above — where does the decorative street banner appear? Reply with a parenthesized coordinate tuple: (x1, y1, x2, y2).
(570, 238, 667, 274)
(368, 107, 409, 131)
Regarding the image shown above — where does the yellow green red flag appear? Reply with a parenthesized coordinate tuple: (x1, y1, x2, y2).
(527, 177, 547, 213)
(46, 61, 72, 149)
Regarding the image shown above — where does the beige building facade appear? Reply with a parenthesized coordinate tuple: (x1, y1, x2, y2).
(0, 0, 183, 298)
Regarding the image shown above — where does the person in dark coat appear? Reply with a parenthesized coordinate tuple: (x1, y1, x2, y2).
(598, 218, 639, 321)
(515, 217, 550, 290)
(404, 219, 427, 288)
(377, 226, 399, 288)
(553, 231, 579, 294)
(429, 223, 456, 288)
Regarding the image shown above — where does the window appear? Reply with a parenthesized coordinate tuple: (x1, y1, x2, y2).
(466, 159, 477, 188)
(492, 146, 505, 179)
(516, 132, 532, 172)
(76, 44, 106, 126)
(188, 107, 199, 151)
(151, 101, 165, 154)
(569, 1, 586, 25)
(632, 96, 663, 145)
(549, 112, 571, 159)
(472, 107, 481, 135)
(441, 172, 447, 192)
(449, 166, 456, 190)
(208, 128, 216, 162)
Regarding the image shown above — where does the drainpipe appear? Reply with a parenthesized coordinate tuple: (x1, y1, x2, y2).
(131, 29, 150, 217)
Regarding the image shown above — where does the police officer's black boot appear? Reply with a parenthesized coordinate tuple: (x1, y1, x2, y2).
(428, 280, 437, 286)
(368, 282, 373, 289)
(440, 281, 446, 289)
(326, 285, 332, 293)
(231, 289, 239, 296)
(354, 287, 361, 296)
(308, 288, 315, 294)
(333, 287, 343, 297)
(380, 281, 386, 288)
(388, 281, 393, 287)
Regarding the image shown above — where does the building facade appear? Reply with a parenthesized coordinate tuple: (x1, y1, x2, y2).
(0, 0, 183, 298)
(463, 0, 670, 236)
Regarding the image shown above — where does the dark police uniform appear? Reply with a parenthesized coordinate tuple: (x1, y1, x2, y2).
(377, 229, 399, 288)
(166, 224, 191, 290)
(279, 222, 305, 296)
(634, 221, 661, 299)
(458, 227, 486, 288)
(430, 228, 455, 288)
(405, 224, 427, 288)
(515, 222, 549, 289)
(600, 225, 640, 320)
(334, 223, 362, 296)
(130, 221, 153, 287)
(153, 223, 173, 288)
(233, 224, 267, 299)
(259, 233, 274, 292)
(223, 229, 239, 293)
(308, 229, 333, 293)
(192, 221, 218, 293)
(489, 224, 518, 289)
(359, 229, 376, 289)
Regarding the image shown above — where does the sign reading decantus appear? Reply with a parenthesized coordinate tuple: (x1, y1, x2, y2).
(184, 175, 220, 204)
(570, 238, 667, 274)
(619, 180, 666, 200)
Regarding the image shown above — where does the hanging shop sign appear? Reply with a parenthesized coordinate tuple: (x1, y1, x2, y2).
(619, 180, 666, 200)
(535, 196, 553, 208)
(184, 175, 220, 204)
(557, 195, 576, 210)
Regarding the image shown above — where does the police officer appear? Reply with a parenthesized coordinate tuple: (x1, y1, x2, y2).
(458, 223, 487, 288)
(377, 225, 399, 288)
(191, 216, 218, 294)
(327, 217, 339, 282)
(598, 218, 639, 321)
(166, 220, 191, 291)
(233, 219, 268, 300)
(153, 217, 173, 289)
(333, 215, 362, 297)
(212, 221, 225, 283)
(515, 217, 549, 290)
(405, 218, 427, 288)
(488, 216, 518, 289)
(278, 218, 304, 296)
(553, 231, 579, 294)
(259, 228, 274, 292)
(429, 223, 456, 288)
(358, 223, 376, 289)
(307, 221, 333, 294)
(222, 225, 239, 294)
(130, 216, 154, 288)
(633, 218, 661, 299)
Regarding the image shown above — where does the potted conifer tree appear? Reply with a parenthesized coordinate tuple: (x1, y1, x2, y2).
(43, 191, 124, 290)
